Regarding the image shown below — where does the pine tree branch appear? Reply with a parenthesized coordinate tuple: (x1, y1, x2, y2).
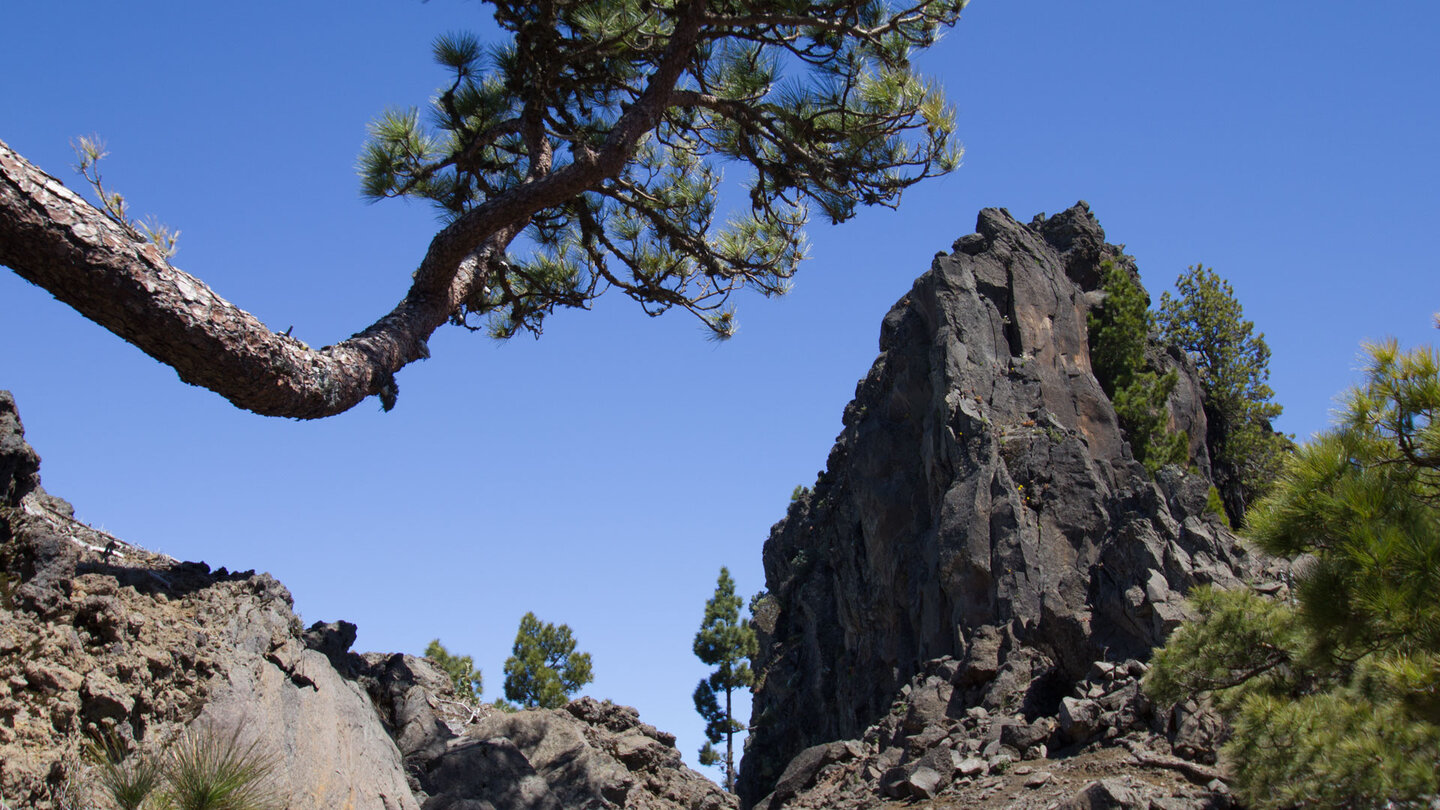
(4, 0, 966, 415)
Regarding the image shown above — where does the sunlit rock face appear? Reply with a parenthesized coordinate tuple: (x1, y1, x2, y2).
(739, 203, 1272, 806)
(0, 391, 731, 810)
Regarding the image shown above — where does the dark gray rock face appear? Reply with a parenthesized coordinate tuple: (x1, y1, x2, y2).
(738, 204, 1278, 805)
(0, 391, 40, 506)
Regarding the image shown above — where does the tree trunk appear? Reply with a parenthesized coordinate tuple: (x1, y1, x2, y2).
(724, 684, 734, 792)
(0, 138, 500, 418)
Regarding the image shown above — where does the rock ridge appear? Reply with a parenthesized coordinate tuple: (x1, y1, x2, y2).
(0, 390, 731, 810)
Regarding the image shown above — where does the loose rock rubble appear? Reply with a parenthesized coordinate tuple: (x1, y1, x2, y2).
(751, 653, 1233, 809)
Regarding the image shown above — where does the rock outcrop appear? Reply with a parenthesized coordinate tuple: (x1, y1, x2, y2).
(738, 204, 1285, 807)
(0, 390, 730, 810)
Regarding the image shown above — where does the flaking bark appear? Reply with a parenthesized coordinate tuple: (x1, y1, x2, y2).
(0, 139, 504, 418)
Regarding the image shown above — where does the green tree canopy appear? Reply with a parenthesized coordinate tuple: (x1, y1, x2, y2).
(502, 612, 594, 709)
(0, 0, 965, 418)
(692, 566, 757, 791)
(1158, 265, 1291, 524)
(425, 639, 484, 703)
(1145, 338, 1440, 807)
(1087, 259, 1187, 473)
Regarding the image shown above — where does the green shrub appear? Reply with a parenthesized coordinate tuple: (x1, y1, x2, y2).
(1204, 485, 1231, 528)
(425, 639, 484, 703)
(1087, 260, 1188, 473)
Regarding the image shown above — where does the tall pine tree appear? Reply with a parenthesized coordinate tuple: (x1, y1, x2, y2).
(1158, 265, 1291, 524)
(693, 567, 756, 791)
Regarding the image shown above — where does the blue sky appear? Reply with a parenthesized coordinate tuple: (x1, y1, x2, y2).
(2, 0, 1436, 778)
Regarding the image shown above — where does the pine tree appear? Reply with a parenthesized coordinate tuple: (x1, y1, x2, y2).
(693, 567, 756, 791)
(1087, 260, 1187, 473)
(502, 612, 593, 709)
(0, 0, 966, 418)
(1145, 338, 1440, 807)
(425, 639, 484, 703)
(1158, 265, 1291, 525)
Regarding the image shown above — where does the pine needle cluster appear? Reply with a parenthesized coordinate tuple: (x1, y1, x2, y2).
(70, 136, 180, 260)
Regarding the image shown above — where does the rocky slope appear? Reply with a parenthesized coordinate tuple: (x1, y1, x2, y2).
(0, 390, 732, 810)
(738, 203, 1286, 807)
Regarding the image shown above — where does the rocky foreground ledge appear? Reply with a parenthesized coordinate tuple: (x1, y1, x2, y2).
(0, 390, 733, 810)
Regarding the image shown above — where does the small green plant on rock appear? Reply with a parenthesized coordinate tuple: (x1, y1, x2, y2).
(90, 729, 163, 810)
(1204, 485, 1231, 528)
(425, 639, 484, 703)
(89, 723, 282, 810)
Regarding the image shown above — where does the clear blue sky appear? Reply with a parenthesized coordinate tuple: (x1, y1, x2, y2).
(2, 0, 1436, 777)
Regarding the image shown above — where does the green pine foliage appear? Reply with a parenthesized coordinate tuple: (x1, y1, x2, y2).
(1087, 260, 1188, 473)
(425, 639, 484, 703)
(356, 0, 965, 341)
(502, 612, 594, 709)
(692, 567, 757, 791)
(1159, 265, 1292, 524)
(1145, 339, 1440, 808)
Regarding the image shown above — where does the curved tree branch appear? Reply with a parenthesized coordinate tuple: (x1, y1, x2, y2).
(0, 138, 504, 418)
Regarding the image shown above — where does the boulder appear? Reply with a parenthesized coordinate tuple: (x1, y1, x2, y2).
(1055, 779, 1146, 810)
(1058, 696, 1102, 743)
(756, 740, 858, 809)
